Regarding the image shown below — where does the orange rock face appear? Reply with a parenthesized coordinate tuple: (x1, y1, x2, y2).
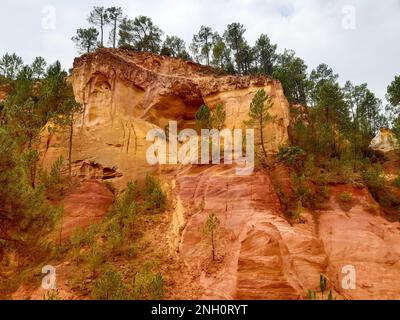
(61, 180, 114, 239)
(39, 49, 290, 188)
(172, 165, 400, 300)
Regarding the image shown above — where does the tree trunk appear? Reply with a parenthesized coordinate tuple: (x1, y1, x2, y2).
(211, 230, 215, 261)
(100, 18, 104, 47)
(113, 20, 117, 48)
(69, 114, 74, 178)
(259, 114, 268, 160)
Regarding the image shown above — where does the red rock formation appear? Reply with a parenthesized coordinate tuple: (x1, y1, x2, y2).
(171, 165, 400, 300)
(60, 180, 114, 239)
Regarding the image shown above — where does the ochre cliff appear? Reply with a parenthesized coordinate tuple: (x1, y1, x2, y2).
(32, 49, 400, 300)
(40, 49, 289, 188)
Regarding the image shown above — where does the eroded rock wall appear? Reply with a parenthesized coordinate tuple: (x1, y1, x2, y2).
(40, 49, 290, 188)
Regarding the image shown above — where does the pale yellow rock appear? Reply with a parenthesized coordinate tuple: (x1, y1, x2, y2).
(370, 128, 399, 153)
(40, 49, 290, 188)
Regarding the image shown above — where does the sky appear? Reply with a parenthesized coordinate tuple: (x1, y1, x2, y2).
(1, 0, 399, 104)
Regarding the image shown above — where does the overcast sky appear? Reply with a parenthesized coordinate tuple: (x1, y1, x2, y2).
(1, 0, 399, 104)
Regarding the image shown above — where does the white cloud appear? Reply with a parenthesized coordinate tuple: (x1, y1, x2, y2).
(0, 0, 399, 103)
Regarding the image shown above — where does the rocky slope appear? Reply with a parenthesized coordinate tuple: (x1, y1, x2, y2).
(32, 49, 400, 300)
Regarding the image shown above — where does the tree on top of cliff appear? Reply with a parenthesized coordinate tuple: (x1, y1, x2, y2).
(273, 49, 308, 105)
(254, 34, 278, 76)
(107, 7, 123, 49)
(223, 23, 247, 74)
(387, 76, 400, 110)
(191, 26, 214, 66)
(72, 28, 99, 54)
(0, 53, 23, 80)
(210, 32, 234, 72)
(88, 6, 110, 47)
(308, 63, 339, 107)
(31, 56, 47, 80)
(119, 15, 163, 54)
(160, 36, 190, 60)
(387, 75, 400, 145)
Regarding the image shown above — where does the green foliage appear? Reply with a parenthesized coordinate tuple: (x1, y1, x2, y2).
(87, 6, 110, 47)
(195, 104, 212, 130)
(245, 89, 273, 159)
(387, 75, 400, 108)
(161, 36, 190, 59)
(142, 175, 167, 213)
(43, 289, 63, 301)
(85, 245, 104, 276)
(71, 28, 99, 54)
(211, 103, 226, 131)
(191, 26, 214, 65)
(273, 50, 308, 105)
(0, 53, 23, 79)
(203, 213, 220, 261)
(338, 192, 353, 203)
(223, 23, 248, 74)
(394, 175, 400, 189)
(31, 57, 47, 80)
(0, 128, 60, 257)
(320, 274, 328, 298)
(277, 146, 306, 170)
(254, 34, 277, 76)
(106, 7, 123, 49)
(361, 165, 386, 199)
(133, 265, 165, 300)
(119, 16, 163, 53)
(306, 274, 335, 300)
(39, 156, 67, 200)
(92, 267, 128, 300)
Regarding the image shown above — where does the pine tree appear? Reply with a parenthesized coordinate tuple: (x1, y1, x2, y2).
(245, 89, 273, 160)
(203, 213, 220, 261)
(107, 7, 123, 49)
(31, 57, 47, 80)
(88, 6, 110, 47)
(191, 26, 213, 65)
(72, 28, 99, 53)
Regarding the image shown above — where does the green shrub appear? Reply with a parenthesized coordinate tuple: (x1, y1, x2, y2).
(277, 146, 306, 171)
(361, 165, 386, 199)
(85, 245, 103, 276)
(40, 156, 67, 200)
(111, 181, 138, 219)
(92, 268, 128, 300)
(143, 175, 167, 213)
(338, 192, 353, 203)
(104, 218, 123, 252)
(43, 289, 62, 300)
(70, 226, 86, 261)
(133, 265, 165, 300)
(394, 175, 400, 189)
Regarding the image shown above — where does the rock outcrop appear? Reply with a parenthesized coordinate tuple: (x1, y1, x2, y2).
(172, 164, 400, 300)
(370, 128, 399, 153)
(40, 49, 290, 189)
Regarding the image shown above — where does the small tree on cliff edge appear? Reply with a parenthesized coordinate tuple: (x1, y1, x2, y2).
(244, 89, 273, 160)
(72, 28, 99, 54)
(203, 213, 220, 261)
